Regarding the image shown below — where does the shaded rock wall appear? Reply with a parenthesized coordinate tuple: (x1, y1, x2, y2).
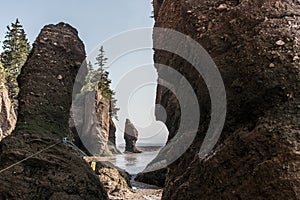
(0, 23, 108, 199)
(108, 118, 121, 154)
(124, 118, 142, 153)
(0, 87, 16, 141)
(153, 0, 300, 199)
(135, 168, 167, 188)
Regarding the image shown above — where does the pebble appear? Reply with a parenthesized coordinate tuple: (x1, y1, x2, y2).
(274, 1, 281, 8)
(217, 4, 227, 11)
(207, 22, 213, 29)
(276, 40, 285, 46)
(269, 63, 275, 68)
(57, 75, 63, 80)
(293, 55, 299, 61)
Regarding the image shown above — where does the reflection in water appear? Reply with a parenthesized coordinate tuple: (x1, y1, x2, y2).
(105, 146, 162, 174)
(125, 156, 137, 167)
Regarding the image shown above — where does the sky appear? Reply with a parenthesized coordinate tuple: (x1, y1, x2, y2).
(0, 1, 168, 145)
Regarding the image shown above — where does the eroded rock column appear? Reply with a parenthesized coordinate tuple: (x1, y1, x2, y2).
(0, 23, 108, 199)
(124, 118, 142, 153)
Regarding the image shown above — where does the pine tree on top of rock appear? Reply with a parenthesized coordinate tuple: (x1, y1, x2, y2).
(82, 46, 119, 120)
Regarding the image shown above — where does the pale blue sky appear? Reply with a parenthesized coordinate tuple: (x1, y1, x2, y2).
(0, 0, 154, 53)
(0, 1, 168, 145)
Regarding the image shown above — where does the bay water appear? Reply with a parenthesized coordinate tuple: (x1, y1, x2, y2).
(105, 146, 162, 175)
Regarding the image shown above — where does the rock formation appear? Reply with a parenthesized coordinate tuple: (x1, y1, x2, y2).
(135, 168, 167, 188)
(0, 87, 16, 141)
(108, 118, 121, 154)
(84, 157, 131, 197)
(153, 0, 300, 199)
(0, 23, 108, 199)
(124, 118, 142, 153)
(71, 89, 120, 156)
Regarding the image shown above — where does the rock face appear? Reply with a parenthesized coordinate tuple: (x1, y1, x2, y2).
(0, 23, 108, 199)
(108, 118, 121, 154)
(71, 89, 120, 156)
(124, 118, 142, 153)
(0, 87, 16, 141)
(153, 0, 300, 199)
(83, 157, 131, 198)
(96, 161, 131, 196)
(135, 168, 167, 188)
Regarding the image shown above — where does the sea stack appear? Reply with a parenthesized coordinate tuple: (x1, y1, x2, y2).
(124, 118, 142, 153)
(0, 23, 108, 199)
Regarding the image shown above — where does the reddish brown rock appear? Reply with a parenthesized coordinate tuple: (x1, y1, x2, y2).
(71, 89, 120, 156)
(153, 0, 300, 199)
(0, 87, 16, 141)
(0, 23, 108, 199)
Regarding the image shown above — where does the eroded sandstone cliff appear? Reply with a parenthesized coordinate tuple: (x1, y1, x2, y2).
(154, 0, 300, 199)
(0, 87, 16, 141)
(71, 89, 120, 156)
(0, 23, 108, 199)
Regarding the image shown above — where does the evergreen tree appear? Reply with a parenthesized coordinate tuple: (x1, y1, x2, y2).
(1, 19, 30, 100)
(82, 46, 119, 120)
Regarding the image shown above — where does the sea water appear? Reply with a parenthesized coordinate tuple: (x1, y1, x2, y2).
(105, 146, 162, 175)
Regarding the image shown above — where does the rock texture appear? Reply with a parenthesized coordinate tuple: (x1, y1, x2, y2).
(0, 87, 16, 141)
(135, 168, 167, 188)
(0, 23, 108, 199)
(108, 118, 121, 154)
(124, 118, 142, 153)
(153, 0, 300, 199)
(71, 89, 120, 156)
(83, 157, 131, 198)
(96, 161, 131, 196)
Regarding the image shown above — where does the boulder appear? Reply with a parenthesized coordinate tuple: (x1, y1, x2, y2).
(153, 0, 300, 199)
(96, 161, 131, 195)
(124, 118, 142, 153)
(0, 23, 108, 199)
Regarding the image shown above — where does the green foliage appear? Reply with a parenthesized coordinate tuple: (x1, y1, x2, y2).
(82, 46, 119, 120)
(0, 18, 30, 100)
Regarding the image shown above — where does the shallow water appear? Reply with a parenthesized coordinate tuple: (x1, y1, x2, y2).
(105, 146, 162, 174)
